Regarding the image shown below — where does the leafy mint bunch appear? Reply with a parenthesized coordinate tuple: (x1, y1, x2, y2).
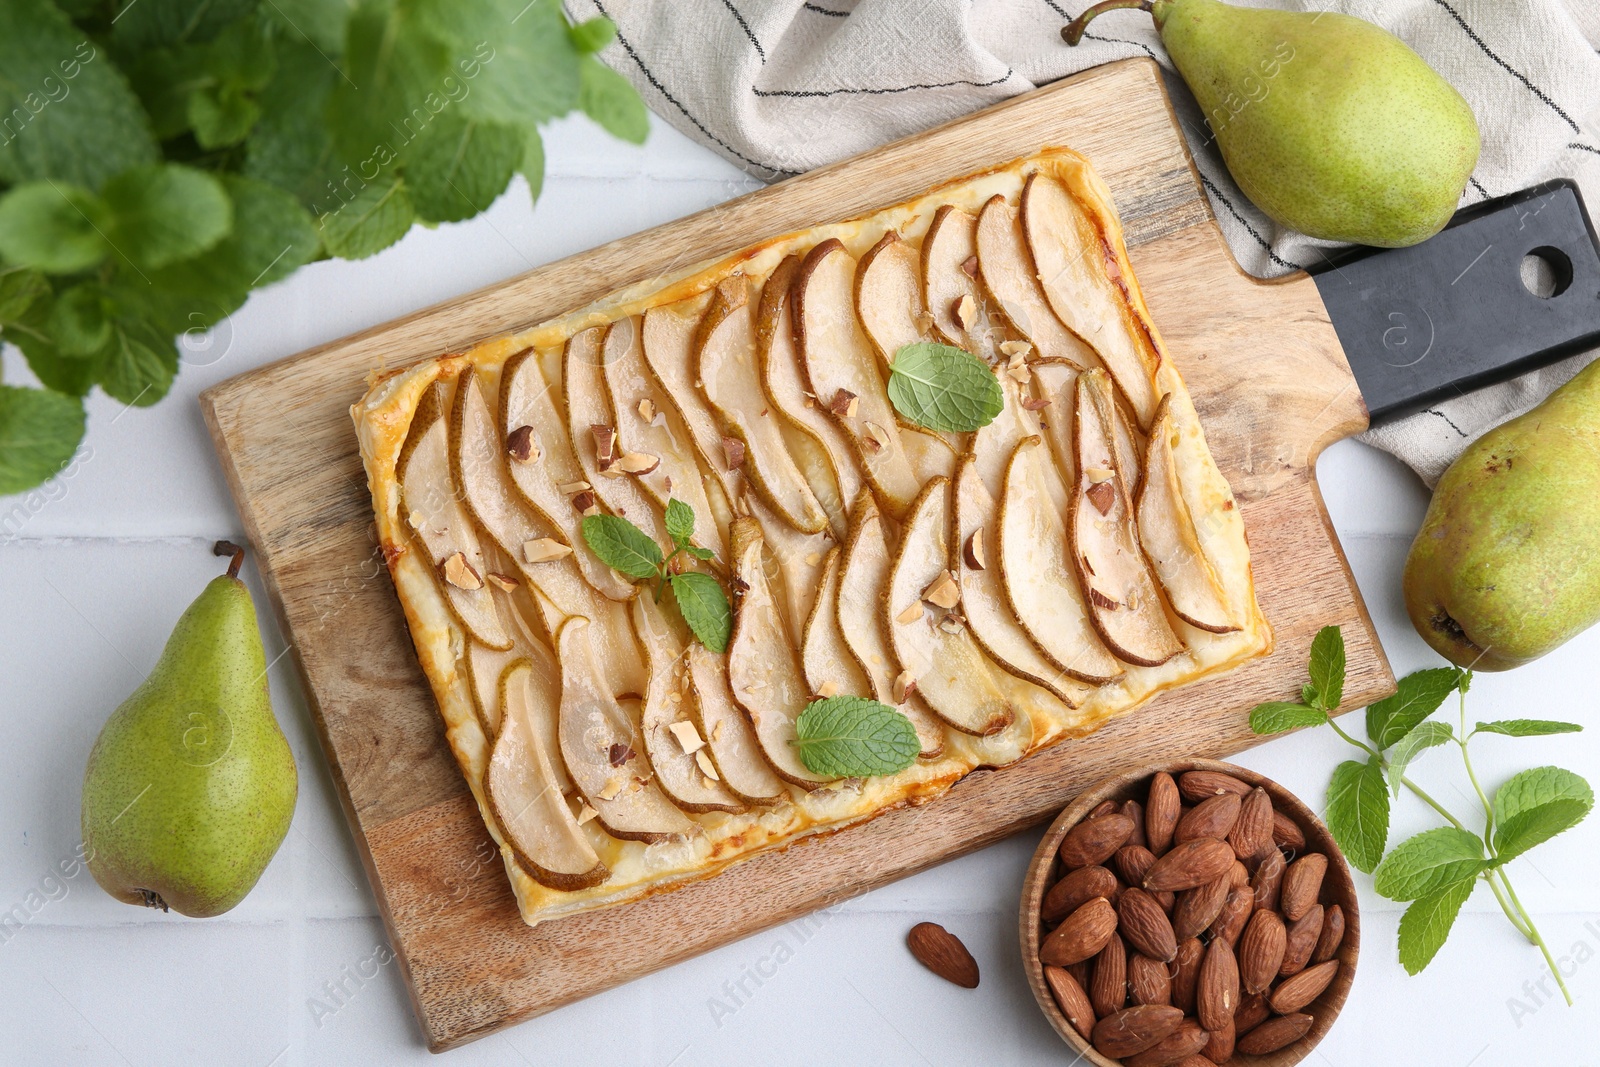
(1252, 626, 1592, 998)
(581, 499, 730, 653)
(0, 0, 646, 496)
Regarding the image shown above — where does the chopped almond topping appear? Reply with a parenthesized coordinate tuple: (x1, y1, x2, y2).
(937, 614, 966, 634)
(1089, 588, 1119, 611)
(607, 743, 634, 767)
(616, 451, 661, 475)
(1007, 361, 1032, 384)
(896, 601, 924, 625)
(829, 389, 859, 419)
(571, 489, 601, 516)
(442, 552, 482, 591)
(863, 421, 891, 453)
(711, 720, 723, 741)
(721, 436, 746, 470)
(960, 255, 979, 278)
(637, 397, 656, 422)
(922, 570, 961, 610)
(1086, 480, 1116, 516)
(804, 552, 822, 566)
(1022, 396, 1051, 411)
(597, 777, 624, 801)
(523, 538, 574, 564)
(558, 480, 592, 495)
(486, 572, 519, 592)
(506, 425, 538, 463)
(407, 509, 425, 529)
(576, 803, 599, 825)
(591, 424, 617, 469)
(668, 719, 706, 754)
(963, 528, 986, 571)
(817, 680, 840, 698)
(954, 294, 977, 331)
(694, 750, 720, 781)
(892, 669, 916, 704)
(1085, 467, 1115, 484)
(999, 340, 1033, 358)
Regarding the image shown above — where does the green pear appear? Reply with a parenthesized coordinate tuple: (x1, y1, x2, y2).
(1404, 359, 1600, 671)
(81, 542, 297, 916)
(1065, 0, 1481, 247)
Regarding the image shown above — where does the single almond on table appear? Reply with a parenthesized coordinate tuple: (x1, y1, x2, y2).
(906, 922, 979, 988)
(1238, 908, 1287, 994)
(1195, 936, 1239, 1033)
(1233, 990, 1272, 1035)
(1280, 903, 1324, 977)
(1269, 959, 1339, 1014)
(1208, 884, 1254, 949)
(1251, 846, 1286, 912)
(1143, 838, 1235, 892)
(1174, 792, 1242, 844)
(1171, 873, 1231, 941)
(1272, 809, 1307, 851)
(1129, 951, 1173, 1007)
(1124, 1019, 1207, 1067)
(1170, 937, 1204, 1014)
(1178, 769, 1250, 803)
(1042, 865, 1118, 924)
(1313, 903, 1346, 964)
(1236, 1011, 1314, 1055)
(1280, 852, 1328, 921)
(1228, 786, 1275, 860)
(1040, 896, 1118, 966)
(1043, 965, 1095, 1040)
(1090, 932, 1128, 1018)
(1091, 1005, 1185, 1060)
(1119, 887, 1179, 963)
(1146, 772, 1181, 855)
(1059, 812, 1136, 869)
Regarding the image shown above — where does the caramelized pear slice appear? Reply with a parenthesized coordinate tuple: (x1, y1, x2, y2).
(727, 517, 836, 787)
(685, 643, 786, 804)
(565, 326, 669, 546)
(500, 346, 636, 602)
(1137, 397, 1238, 634)
(633, 595, 745, 813)
(922, 204, 1000, 362)
(997, 437, 1124, 683)
(600, 316, 726, 560)
(1072, 371, 1185, 666)
(398, 382, 511, 650)
(855, 232, 930, 367)
(793, 239, 923, 516)
(488, 659, 609, 892)
(1031, 357, 1147, 505)
(756, 254, 860, 535)
(974, 194, 1098, 366)
(1021, 173, 1160, 429)
(745, 490, 833, 643)
(466, 640, 515, 738)
(953, 453, 1096, 700)
(639, 294, 742, 500)
(556, 617, 695, 841)
(886, 478, 1014, 735)
(835, 492, 946, 760)
(801, 547, 870, 699)
(697, 276, 829, 535)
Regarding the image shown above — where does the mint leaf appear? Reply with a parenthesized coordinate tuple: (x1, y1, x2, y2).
(1373, 827, 1485, 901)
(318, 176, 415, 260)
(665, 498, 695, 546)
(1325, 756, 1389, 873)
(327, 2, 452, 165)
(1397, 878, 1474, 975)
(0, 268, 50, 323)
(1386, 720, 1454, 796)
(244, 41, 340, 209)
(887, 342, 1003, 433)
(189, 84, 260, 150)
(581, 514, 662, 579)
(668, 571, 731, 653)
(0, 385, 86, 495)
(98, 319, 178, 407)
(1249, 701, 1326, 735)
(152, 175, 320, 304)
(578, 56, 648, 144)
(47, 285, 112, 358)
(0, 183, 110, 273)
(1476, 720, 1582, 738)
(569, 16, 617, 53)
(415, 0, 581, 126)
(685, 545, 715, 561)
(111, 0, 257, 49)
(1306, 624, 1345, 710)
(520, 125, 545, 202)
(793, 696, 920, 778)
(261, 0, 354, 53)
(1491, 766, 1593, 864)
(103, 164, 233, 270)
(402, 114, 523, 224)
(1367, 667, 1461, 750)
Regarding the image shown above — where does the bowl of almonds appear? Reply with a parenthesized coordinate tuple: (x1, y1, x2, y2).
(1020, 758, 1358, 1066)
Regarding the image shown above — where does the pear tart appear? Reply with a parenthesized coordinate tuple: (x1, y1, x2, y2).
(353, 149, 1271, 928)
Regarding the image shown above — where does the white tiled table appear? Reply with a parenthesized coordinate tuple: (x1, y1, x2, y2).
(2, 116, 1595, 1065)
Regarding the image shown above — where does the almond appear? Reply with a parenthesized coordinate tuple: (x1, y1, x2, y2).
(1251, 846, 1285, 912)
(1196, 937, 1239, 1033)
(1233, 990, 1271, 1035)
(1115, 844, 1157, 888)
(1144, 838, 1235, 892)
(1090, 932, 1128, 1018)
(1122, 799, 1148, 849)
(1269, 958, 1338, 1014)
(1238, 909, 1287, 994)
(1172, 873, 1231, 941)
(1091, 1005, 1185, 1060)
(720, 436, 746, 471)
(1040, 896, 1118, 966)
(1042, 965, 1095, 1040)
(1236, 1012, 1313, 1055)
(1170, 937, 1204, 1014)
(963, 528, 986, 570)
(1313, 903, 1346, 964)
(1280, 852, 1328, 921)
(1229, 787, 1275, 860)
(1280, 903, 1324, 977)
(590, 423, 617, 468)
(1272, 810, 1306, 851)
(1228, 860, 1250, 887)
(1124, 1019, 1207, 1067)
(906, 922, 978, 988)
(523, 537, 574, 564)
(1090, 799, 1122, 819)
(1146, 772, 1181, 855)
(506, 424, 538, 462)
(1208, 885, 1254, 949)
(441, 551, 482, 590)
(1178, 769, 1250, 803)
(1128, 952, 1172, 1007)
(1118, 888, 1179, 962)
(1042, 865, 1119, 924)
(616, 450, 661, 475)
(1059, 813, 1135, 869)
(1201, 1018, 1235, 1065)
(829, 389, 859, 418)
(1174, 792, 1242, 844)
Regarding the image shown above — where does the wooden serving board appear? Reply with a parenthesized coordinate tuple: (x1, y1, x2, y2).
(201, 59, 1393, 1051)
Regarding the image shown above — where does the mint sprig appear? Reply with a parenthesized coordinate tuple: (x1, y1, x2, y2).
(580, 500, 730, 653)
(1250, 626, 1592, 993)
(792, 696, 920, 778)
(886, 342, 1004, 433)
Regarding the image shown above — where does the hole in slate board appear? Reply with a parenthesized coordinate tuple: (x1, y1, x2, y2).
(1521, 247, 1573, 299)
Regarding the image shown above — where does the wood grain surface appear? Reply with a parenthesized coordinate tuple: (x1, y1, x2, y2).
(200, 59, 1393, 1051)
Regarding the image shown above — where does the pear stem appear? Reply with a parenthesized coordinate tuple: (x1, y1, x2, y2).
(1061, 0, 1153, 45)
(214, 539, 246, 580)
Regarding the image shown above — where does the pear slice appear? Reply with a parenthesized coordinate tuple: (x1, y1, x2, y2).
(633, 595, 746, 813)
(996, 437, 1125, 684)
(745, 490, 833, 643)
(639, 295, 741, 498)
(793, 239, 924, 517)
(487, 659, 609, 892)
(398, 382, 511, 650)
(801, 546, 870, 699)
(452, 369, 649, 698)
(835, 492, 946, 760)
(974, 193, 1098, 367)
(564, 326, 669, 547)
(855, 232, 930, 367)
(1071, 371, 1185, 666)
(922, 204, 1000, 362)
(727, 516, 836, 787)
(685, 643, 786, 804)
(953, 453, 1100, 699)
(1021, 173, 1160, 430)
(466, 640, 515, 738)
(1136, 397, 1238, 634)
(500, 346, 637, 602)
(599, 316, 726, 561)
(1031, 357, 1148, 504)
(556, 616, 695, 841)
(695, 276, 830, 536)
(886, 478, 1014, 735)
(755, 254, 861, 535)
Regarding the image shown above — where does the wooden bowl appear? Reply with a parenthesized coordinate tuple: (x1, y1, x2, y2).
(1019, 758, 1359, 1066)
